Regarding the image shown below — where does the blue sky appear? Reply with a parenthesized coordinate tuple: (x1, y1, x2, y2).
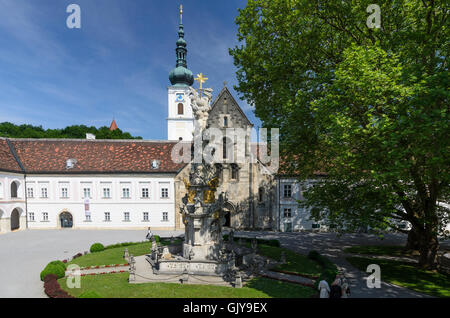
(0, 0, 261, 139)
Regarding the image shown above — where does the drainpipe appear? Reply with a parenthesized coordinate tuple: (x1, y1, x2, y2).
(278, 178, 281, 232)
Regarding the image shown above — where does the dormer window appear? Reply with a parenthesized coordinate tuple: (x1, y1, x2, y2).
(66, 158, 77, 169)
(151, 160, 160, 170)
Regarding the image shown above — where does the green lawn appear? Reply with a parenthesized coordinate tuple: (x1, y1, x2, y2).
(69, 240, 183, 268)
(347, 256, 450, 298)
(256, 245, 322, 277)
(344, 245, 410, 257)
(58, 273, 317, 298)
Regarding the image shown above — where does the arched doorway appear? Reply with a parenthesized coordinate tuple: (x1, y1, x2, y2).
(223, 201, 236, 228)
(11, 209, 20, 231)
(59, 212, 73, 228)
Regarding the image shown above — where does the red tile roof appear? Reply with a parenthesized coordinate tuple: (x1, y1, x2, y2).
(0, 139, 22, 173)
(5, 139, 186, 174)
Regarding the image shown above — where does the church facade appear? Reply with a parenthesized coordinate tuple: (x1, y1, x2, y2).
(0, 11, 321, 234)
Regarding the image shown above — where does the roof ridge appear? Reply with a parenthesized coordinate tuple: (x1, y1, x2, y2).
(7, 138, 179, 143)
(5, 138, 25, 173)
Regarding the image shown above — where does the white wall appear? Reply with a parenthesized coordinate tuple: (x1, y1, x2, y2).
(0, 172, 26, 233)
(276, 178, 326, 232)
(25, 174, 176, 230)
(167, 86, 194, 141)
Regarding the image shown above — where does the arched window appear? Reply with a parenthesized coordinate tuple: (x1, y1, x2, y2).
(11, 181, 18, 198)
(224, 116, 228, 127)
(178, 103, 184, 115)
(223, 137, 227, 159)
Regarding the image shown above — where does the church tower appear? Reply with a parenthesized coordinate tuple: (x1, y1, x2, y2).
(167, 5, 195, 141)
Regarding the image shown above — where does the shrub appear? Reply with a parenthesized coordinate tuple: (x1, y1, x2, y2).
(78, 291, 102, 298)
(43, 274, 74, 298)
(307, 250, 320, 261)
(90, 243, 105, 253)
(40, 264, 66, 281)
(49, 260, 67, 270)
(309, 250, 339, 289)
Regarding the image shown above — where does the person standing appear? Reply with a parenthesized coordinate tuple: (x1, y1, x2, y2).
(146, 227, 153, 241)
(318, 279, 330, 298)
(329, 278, 342, 298)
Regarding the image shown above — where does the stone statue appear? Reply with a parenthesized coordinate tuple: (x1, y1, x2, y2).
(189, 86, 212, 131)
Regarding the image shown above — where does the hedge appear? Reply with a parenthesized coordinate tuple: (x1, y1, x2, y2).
(223, 234, 280, 247)
(40, 261, 66, 281)
(90, 243, 105, 253)
(308, 250, 339, 289)
(43, 274, 73, 298)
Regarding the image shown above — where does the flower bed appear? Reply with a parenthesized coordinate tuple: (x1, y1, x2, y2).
(44, 274, 74, 298)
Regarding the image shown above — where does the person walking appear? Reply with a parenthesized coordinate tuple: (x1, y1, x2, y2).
(329, 278, 342, 298)
(341, 276, 350, 298)
(318, 279, 330, 298)
(146, 227, 153, 241)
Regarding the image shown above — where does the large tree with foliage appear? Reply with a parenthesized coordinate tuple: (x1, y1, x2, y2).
(230, 0, 449, 268)
(0, 122, 142, 140)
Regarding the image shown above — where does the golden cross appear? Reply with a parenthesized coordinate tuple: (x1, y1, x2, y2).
(195, 73, 208, 91)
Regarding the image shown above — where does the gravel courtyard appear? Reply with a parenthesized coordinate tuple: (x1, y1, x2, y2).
(0, 229, 448, 298)
(0, 229, 182, 298)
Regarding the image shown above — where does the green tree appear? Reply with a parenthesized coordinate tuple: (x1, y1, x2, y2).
(230, 0, 449, 268)
(0, 122, 142, 140)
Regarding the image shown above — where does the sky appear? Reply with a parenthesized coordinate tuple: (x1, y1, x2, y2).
(0, 0, 261, 140)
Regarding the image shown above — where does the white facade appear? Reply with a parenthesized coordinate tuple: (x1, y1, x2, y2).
(0, 172, 26, 233)
(24, 174, 176, 230)
(167, 86, 194, 141)
(276, 178, 326, 232)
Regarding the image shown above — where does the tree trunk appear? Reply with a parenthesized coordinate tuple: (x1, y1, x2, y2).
(405, 225, 421, 251)
(418, 231, 439, 269)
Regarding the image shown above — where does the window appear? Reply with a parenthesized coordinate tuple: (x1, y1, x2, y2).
(85, 214, 91, 222)
(312, 223, 321, 229)
(258, 187, 264, 202)
(10, 182, 18, 198)
(41, 187, 48, 198)
(161, 188, 169, 199)
(142, 188, 149, 198)
(162, 212, 168, 222)
(28, 212, 35, 222)
(143, 212, 149, 222)
(61, 188, 68, 198)
(27, 187, 34, 198)
(123, 212, 130, 222)
(231, 165, 239, 180)
(224, 116, 228, 127)
(283, 185, 292, 198)
(283, 208, 292, 218)
(103, 188, 111, 198)
(104, 212, 111, 222)
(42, 212, 49, 222)
(223, 137, 228, 159)
(83, 188, 91, 199)
(122, 188, 130, 198)
(0, 182, 3, 198)
(177, 103, 184, 115)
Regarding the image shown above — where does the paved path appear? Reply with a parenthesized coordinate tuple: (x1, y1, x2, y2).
(0, 229, 183, 298)
(261, 270, 314, 287)
(235, 231, 450, 298)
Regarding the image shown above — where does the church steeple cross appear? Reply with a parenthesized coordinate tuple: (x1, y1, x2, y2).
(195, 73, 208, 91)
